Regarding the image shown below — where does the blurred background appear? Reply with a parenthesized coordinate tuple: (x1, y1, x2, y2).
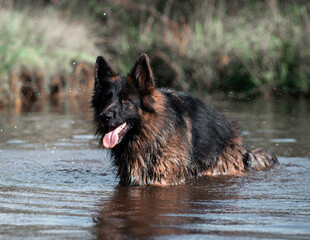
(0, 0, 309, 111)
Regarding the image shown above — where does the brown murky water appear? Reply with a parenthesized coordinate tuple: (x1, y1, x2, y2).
(0, 96, 310, 239)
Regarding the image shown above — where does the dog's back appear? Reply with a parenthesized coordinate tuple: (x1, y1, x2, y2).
(162, 89, 278, 177)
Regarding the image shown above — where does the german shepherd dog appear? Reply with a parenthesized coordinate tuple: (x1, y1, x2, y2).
(91, 54, 278, 186)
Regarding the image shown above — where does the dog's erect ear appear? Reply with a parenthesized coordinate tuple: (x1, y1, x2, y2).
(95, 56, 117, 85)
(129, 54, 155, 92)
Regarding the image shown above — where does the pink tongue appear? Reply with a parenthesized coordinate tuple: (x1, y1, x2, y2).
(102, 123, 125, 148)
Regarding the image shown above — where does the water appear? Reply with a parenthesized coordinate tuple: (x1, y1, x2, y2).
(0, 97, 310, 239)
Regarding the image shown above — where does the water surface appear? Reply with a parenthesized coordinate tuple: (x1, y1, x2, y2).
(0, 97, 310, 239)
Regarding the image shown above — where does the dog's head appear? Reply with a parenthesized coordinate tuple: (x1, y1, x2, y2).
(91, 54, 156, 149)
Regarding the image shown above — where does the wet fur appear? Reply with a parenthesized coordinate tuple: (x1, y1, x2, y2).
(91, 54, 278, 186)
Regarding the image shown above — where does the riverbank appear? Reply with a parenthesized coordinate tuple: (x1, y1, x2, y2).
(0, 0, 309, 109)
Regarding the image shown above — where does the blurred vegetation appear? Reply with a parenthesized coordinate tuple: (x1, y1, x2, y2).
(0, 0, 310, 108)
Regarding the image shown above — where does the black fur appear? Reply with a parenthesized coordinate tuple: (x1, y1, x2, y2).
(91, 54, 279, 186)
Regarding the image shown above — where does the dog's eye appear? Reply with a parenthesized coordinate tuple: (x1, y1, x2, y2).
(121, 98, 130, 104)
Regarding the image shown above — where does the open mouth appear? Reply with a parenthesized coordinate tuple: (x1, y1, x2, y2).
(102, 122, 130, 149)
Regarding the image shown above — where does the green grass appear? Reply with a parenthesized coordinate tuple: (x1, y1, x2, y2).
(0, 4, 100, 105)
(88, 0, 309, 97)
(1, 0, 309, 107)
(184, 1, 310, 96)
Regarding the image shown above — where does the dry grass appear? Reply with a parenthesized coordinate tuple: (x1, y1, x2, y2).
(100, 0, 309, 96)
(1, 0, 309, 108)
(185, 1, 310, 95)
(0, 3, 101, 106)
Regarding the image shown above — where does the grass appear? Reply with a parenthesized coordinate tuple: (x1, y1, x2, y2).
(100, 1, 310, 97)
(0, 3, 100, 106)
(168, 1, 309, 96)
(0, 0, 309, 108)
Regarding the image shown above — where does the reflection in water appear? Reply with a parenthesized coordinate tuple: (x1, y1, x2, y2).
(93, 159, 310, 239)
(94, 177, 242, 239)
(0, 97, 310, 239)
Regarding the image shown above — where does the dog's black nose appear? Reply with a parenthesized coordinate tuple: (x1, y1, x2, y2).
(100, 112, 114, 123)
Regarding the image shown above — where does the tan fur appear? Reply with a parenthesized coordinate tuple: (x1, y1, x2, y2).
(94, 54, 278, 186)
(125, 90, 192, 185)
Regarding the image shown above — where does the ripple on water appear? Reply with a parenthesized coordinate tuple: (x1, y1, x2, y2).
(0, 148, 115, 239)
(6, 140, 26, 144)
(270, 138, 297, 143)
(1, 98, 310, 239)
(72, 135, 95, 140)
